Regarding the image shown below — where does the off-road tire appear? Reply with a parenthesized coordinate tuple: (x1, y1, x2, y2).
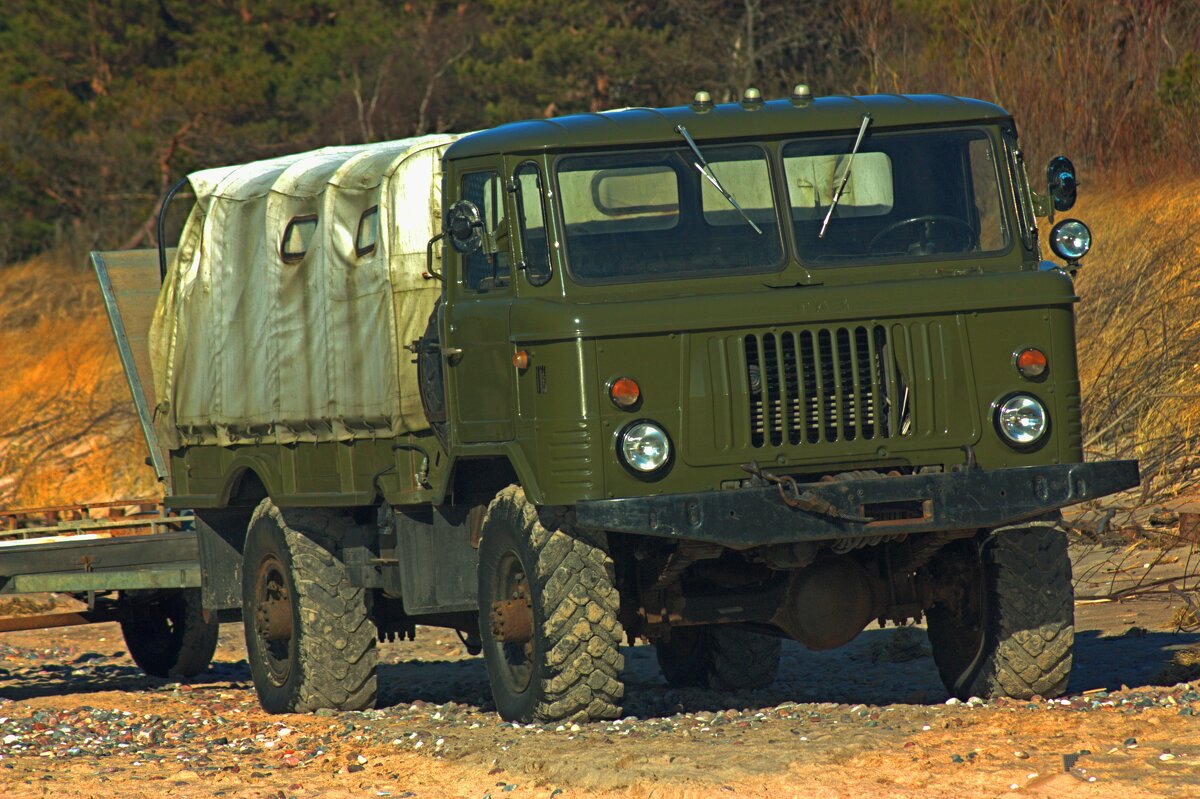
(242, 500, 377, 713)
(926, 521, 1073, 700)
(119, 588, 219, 678)
(478, 485, 625, 723)
(655, 626, 781, 691)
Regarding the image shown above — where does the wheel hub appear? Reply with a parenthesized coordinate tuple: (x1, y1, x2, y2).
(490, 590, 533, 644)
(255, 570, 293, 641)
(253, 554, 295, 689)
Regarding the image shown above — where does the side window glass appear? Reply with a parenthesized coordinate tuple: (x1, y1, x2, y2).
(514, 162, 552, 285)
(967, 139, 1007, 251)
(355, 205, 378, 257)
(281, 215, 317, 262)
(461, 171, 510, 291)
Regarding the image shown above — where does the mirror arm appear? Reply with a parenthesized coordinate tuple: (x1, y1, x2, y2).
(423, 232, 445, 281)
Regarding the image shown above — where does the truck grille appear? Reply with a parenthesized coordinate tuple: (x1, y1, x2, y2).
(744, 325, 904, 447)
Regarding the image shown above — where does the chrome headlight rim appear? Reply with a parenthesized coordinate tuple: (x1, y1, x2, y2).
(615, 420, 673, 479)
(992, 392, 1051, 451)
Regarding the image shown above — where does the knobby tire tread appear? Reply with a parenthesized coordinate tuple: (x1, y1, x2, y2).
(485, 485, 625, 722)
(249, 500, 378, 712)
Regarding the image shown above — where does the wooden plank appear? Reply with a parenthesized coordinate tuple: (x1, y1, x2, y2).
(0, 609, 121, 633)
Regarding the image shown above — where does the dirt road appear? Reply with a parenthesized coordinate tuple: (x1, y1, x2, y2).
(2, 547, 1199, 799)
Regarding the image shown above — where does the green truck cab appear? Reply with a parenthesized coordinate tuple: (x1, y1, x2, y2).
(145, 89, 1137, 723)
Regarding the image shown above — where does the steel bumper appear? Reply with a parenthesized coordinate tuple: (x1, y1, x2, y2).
(575, 460, 1140, 549)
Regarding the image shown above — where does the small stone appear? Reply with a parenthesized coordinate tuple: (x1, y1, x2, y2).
(1124, 738, 1138, 748)
(945, 698, 963, 706)
(1160, 753, 1176, 761)
(1014, 750, 1029, 760)
(950, 754, 964, 763)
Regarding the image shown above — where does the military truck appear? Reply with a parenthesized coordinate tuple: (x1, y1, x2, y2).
(116, 88, 1138, 723)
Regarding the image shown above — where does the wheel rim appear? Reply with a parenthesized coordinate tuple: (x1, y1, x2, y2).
(253, 553, 295, 687)
(490, 550, 534, 694)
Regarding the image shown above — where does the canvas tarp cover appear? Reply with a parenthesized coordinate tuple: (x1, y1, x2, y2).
(150, 134, 464, 449)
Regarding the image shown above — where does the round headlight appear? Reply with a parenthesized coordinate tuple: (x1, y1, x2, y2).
(619, 422, 671, 473)
(1049, 219, 1091, 261)
(995, 394, 1048, 447)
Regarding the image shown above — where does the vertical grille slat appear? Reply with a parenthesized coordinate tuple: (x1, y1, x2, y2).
(743, 323, 907, 449)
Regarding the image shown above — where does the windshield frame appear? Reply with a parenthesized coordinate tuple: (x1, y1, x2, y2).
(780, 124, 1018, 269)
(551, 141, 788, 286)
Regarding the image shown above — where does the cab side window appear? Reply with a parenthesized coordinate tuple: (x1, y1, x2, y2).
(514, 161, 552, 284)
(461, 170, 510, 291)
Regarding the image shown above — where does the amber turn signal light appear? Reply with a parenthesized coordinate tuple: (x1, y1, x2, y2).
(512, 350, 530, 370)
(1016, 348, 1048, 379)
(609, 377, 641, 408)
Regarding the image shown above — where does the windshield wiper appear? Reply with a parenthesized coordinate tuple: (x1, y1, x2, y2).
(674, 124, 763, 235)
(818, 112, 872, 239)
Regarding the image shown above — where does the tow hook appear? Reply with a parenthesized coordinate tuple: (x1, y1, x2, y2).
(742, 461, 873, 523)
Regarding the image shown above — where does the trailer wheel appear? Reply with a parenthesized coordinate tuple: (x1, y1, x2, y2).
(242, 500, 377, 713)
(478, 486, 625, 723)
(654, 626, 781, 690)
(119, 588, 218, 678)
(926, 521, 1074, 700)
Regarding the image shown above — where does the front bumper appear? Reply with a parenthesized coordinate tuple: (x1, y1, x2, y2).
(576, 461, 1140, 549)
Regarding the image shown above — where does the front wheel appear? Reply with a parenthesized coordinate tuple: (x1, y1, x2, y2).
(478, 486, 625, 723)
(926, 521, 1074, 700)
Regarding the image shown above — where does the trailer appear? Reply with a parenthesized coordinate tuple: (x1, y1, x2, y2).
(0, 251, 218, 679)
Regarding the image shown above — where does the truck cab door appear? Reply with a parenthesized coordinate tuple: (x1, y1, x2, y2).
(443, 162, 516, 444)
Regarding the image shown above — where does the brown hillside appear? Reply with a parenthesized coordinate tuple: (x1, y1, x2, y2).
(1072, 177, 1200, 502)
(0, 182, 1197, 509)
(0, 254, 158, 508)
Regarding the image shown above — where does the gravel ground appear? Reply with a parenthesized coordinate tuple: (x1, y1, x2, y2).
(2, 545, 1200, 798)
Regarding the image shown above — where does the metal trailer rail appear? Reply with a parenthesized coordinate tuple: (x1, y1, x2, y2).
(0, 505, 201, 633)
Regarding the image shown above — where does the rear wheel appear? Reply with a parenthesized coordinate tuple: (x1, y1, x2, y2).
(478, 486, 625, 723)
(926, 521, 1074, 699)
(242, 500, 377, 713)
(119, 588, 218, 678)
(655, 626, 781, 690)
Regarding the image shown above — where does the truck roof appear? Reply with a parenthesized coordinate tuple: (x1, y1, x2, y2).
(445, 93, 1010, 160)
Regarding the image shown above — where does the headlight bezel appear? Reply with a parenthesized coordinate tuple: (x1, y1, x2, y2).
(992, 392, 1050, 451)
(615, 420, 673, 479)
(1048, 218, 1092, 262)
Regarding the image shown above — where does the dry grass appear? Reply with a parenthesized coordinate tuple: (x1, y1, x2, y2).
(1072, 176, 1200, 504)
(0, 253, 158, 508)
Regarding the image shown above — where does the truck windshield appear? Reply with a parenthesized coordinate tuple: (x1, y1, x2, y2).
(557, 145, 784, 283)
(784, 128, 1010, 265)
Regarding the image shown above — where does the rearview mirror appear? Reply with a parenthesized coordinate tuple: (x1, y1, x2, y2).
(446, 200, 484, 254)
(1046, 156, 1077, 212)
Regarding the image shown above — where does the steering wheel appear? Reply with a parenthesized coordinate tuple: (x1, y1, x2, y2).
(867, 215, 975, 255)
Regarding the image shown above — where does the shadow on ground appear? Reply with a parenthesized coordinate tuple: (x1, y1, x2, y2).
(3, 620, 1197, 713)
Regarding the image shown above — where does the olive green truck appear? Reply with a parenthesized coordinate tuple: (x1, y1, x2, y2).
(94, 88, 1137, 723)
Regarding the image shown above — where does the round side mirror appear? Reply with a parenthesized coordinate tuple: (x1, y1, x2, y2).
(446, 200, 483, 254)
(1046, 156, 1077, 212)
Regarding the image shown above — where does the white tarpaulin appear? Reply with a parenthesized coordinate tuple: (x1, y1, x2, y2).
(150, 134, 465, 449)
